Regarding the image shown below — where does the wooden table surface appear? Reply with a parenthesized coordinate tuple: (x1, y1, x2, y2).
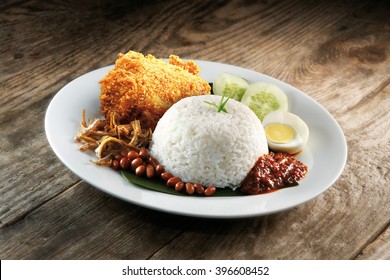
(1, 0, 389, 260)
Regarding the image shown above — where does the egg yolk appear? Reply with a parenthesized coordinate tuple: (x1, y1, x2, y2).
(265, 123, 295, 144)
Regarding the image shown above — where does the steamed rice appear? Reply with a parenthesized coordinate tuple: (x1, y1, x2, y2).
(149, 95, 268, 188)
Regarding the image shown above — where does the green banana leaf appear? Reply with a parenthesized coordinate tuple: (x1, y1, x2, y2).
(121, 170, 244, 197)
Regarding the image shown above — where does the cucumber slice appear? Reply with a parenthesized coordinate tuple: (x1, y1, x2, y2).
(241, 82, 288, 121)
(213, 72, 249, 101)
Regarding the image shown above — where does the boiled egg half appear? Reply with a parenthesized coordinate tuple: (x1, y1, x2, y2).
(262, 110, 309, 154)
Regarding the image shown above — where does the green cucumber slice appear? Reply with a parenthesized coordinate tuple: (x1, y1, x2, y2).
(213, 72, 249, 101)
(241, 82, 288, 121)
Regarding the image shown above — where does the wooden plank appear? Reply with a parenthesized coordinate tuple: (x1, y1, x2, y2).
(356, 225, 390, 260)
(0, 91, 81, 227)
(0, 180, 192, 259)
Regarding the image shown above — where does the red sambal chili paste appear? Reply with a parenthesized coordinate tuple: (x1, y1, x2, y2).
(240, 152, 308, 195)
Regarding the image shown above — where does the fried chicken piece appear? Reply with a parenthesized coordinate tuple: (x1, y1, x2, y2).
(100, 51, 211, 130)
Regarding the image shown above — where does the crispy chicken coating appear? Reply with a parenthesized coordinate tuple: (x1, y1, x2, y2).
(100, 51, 211, 130)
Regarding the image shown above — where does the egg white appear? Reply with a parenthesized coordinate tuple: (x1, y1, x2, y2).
(262, 110, 309, 154)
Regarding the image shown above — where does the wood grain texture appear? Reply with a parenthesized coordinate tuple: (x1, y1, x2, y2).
(0, 0, 389, 259)
(356, 225, 390, 260)
(0, 181, 192, 259)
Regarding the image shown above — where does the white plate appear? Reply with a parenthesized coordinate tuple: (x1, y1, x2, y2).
(45, 61, 347, 218)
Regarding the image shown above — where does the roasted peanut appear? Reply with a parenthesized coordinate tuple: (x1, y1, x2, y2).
(161, 172, 173, 181)
(175, 181, 184, 192)
(194, 183, 204, 195)
(155, 164, 165, 176)
(167, 176, 181, 188)
(185, 182, 195, 195)
(204, 186, 216, 196)
(145, 164, 155, 178)
(112, 159, 120, 170)
(130, 157, 143, 171)
(120, 157, 130, 169)
(138, 148, 149, 160)
(147, 156, 159, 167)
(127, 150, 139, 161)
(135, 164, 146, 176)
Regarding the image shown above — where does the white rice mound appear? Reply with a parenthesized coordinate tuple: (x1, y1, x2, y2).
(149, 95, 269, 189)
